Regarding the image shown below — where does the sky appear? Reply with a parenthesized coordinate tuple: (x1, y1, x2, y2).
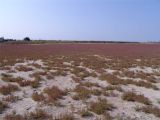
(0, 0, 160, 42)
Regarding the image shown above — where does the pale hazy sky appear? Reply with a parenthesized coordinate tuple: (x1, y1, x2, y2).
(0, 0, 160, 41)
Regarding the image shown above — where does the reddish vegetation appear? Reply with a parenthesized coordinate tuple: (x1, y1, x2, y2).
(0, 44, 160, 59)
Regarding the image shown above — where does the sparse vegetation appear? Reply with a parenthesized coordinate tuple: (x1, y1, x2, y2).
(0, 44, 160, 120)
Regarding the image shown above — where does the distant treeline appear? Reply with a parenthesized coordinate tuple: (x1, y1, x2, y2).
(0, 39, 140, 44)
(0, 37, 159, 44)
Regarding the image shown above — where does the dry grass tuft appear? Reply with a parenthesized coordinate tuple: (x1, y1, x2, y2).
(136, 106, 160, 118)
(105, 85, 123, 92)
(32, 92, 45, 102)
(44, 86, 66, 104)
(103, 112, 112, 120)
(71, 67, 90, 79)
(99, 74, 158, 90)
(122, 92, 151, 105)
(28, 109, 52, 120)
(1, 73, 24, 82)
(90, 99, 115, 115)
(80, 82, 100, 88)
(4, 113, 25, 120)
(18, 80, 32, 87)
(3, 95, 19, 103)
(30, 80, 40, 88)
(0, 84, 19, 95)
(56, 113, 74, 120)
(16, 65, 33, 72)
(0, 101, 8, 114)
(72, 86, 91, 100)
(80, 109, 93, 117)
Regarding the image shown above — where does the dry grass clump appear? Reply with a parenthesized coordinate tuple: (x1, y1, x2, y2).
(3, 95, 19, 103)
(56, 113, 74, 120)
(122, 71, 135, 78)
(0, 84, 19, 95)
(4, 109, 52, 120)
(72, 86, 91, 100)
(99, 74, 125, 85)
(71, 67, 90, 79)
(136, 106, 160, 118)
(17, 79, 40, 88)
(105, 85, 123, 92)
(51, 69, 68, 76)
(46, 73, 54, 80)
(30, 80, 40, 88)
(18, 80, 32, 87)
(29, 63, 42, 68)
(1, 74, 23, 83)
(4, 113, 25, 120)
(1, 74, 23, 82)
(90, 89, 103, 96)
(90, 72, 97, 77)
(16, 65, 33, 72)
(1, 73, 13, 81)
(0, 66, 11, 70)
(122, 92, 151, 105)
(90, 99, 114, 115)
(0, 101, 8, 114)
(44, 86, 66, 104)
(80, 82, 100, 88)
(71, 76, 81, 83)
(30, 71, 47, 79)
(103, 112, 112, 120)
(28, 109, 52, 120)
(133, 80, 158, 90)
(99, 74, 158, 90)
(80, 109, 93, 117)
(32, 92, 45, 102)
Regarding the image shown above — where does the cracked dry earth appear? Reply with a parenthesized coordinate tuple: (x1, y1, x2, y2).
(0, 55, 160, 120)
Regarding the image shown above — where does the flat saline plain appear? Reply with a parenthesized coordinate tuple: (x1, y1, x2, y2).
(0, 43, 160, 120)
